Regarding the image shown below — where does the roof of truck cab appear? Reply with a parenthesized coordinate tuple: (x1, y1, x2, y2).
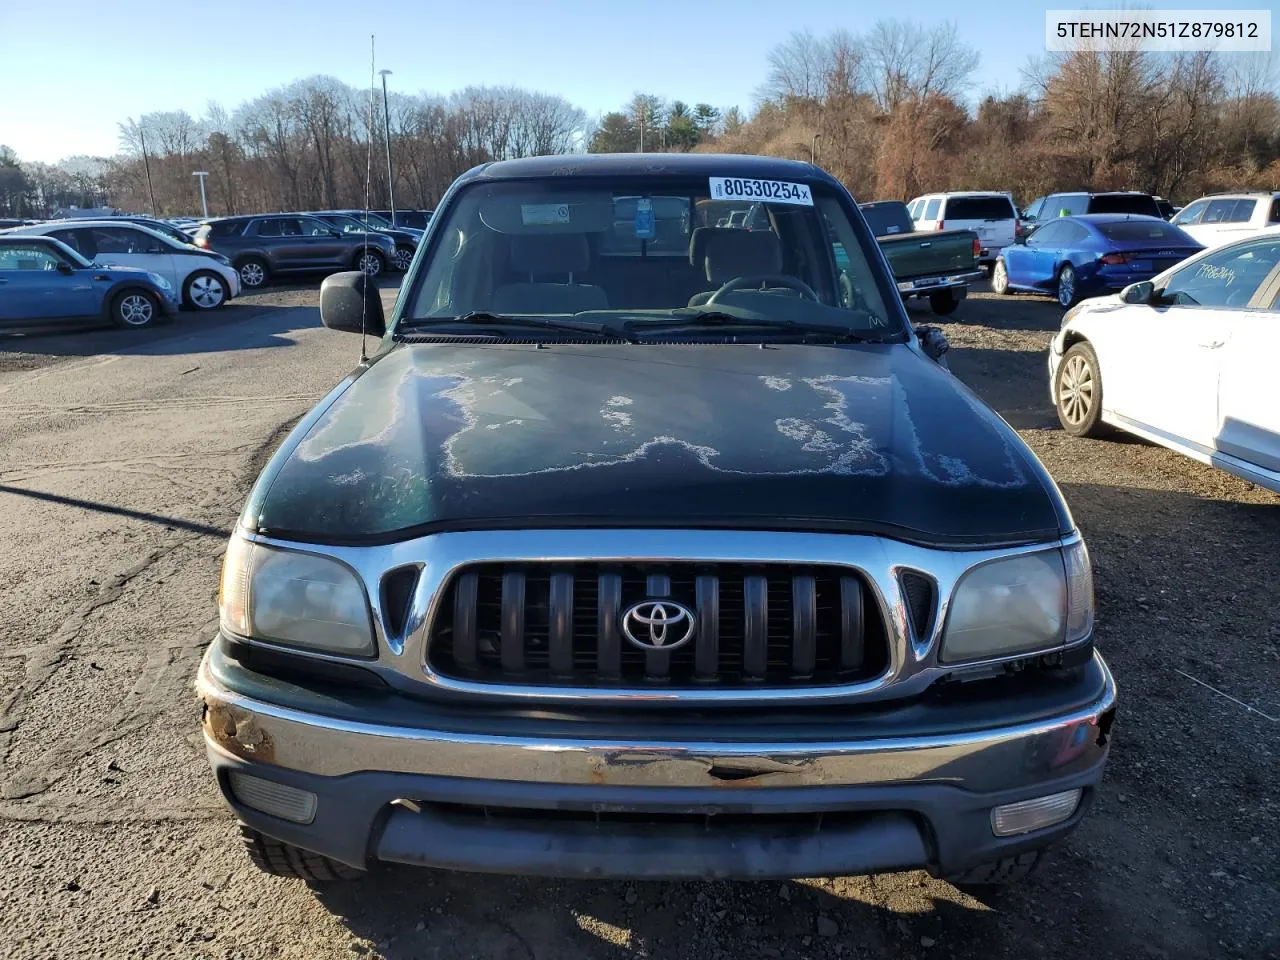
(458, 153, 836, 184)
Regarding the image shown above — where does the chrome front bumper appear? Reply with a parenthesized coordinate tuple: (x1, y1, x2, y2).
(199, 643, 1116, 877)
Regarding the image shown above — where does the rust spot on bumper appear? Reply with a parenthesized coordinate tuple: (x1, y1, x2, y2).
(204, 700, 275, 765)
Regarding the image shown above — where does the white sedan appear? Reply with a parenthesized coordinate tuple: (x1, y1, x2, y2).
(1048, 234, 1280, 494)
(6, 220, 240, 310)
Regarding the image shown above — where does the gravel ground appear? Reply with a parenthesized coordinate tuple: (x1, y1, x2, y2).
(0, 280, 1276, 959)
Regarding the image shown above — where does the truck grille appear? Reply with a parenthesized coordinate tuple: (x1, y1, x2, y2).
(427, 563, 888, 688)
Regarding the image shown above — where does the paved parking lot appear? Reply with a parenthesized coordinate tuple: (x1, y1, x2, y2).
(0, 283, 1275, 959)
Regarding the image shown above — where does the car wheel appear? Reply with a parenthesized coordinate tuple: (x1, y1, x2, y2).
(184, 270, 228, 310)
(237, 258, 269, 289)
(991, 258, 1011, 295)
(1057, 264, 1078, 308)
(392, 245, 414, 272)
(1056, 341, 1107, 437)
(112, 289, 159, 329)
(928, 290, 960, 315)
(356, 250, 385, 277)
(239, 823, 363, 883)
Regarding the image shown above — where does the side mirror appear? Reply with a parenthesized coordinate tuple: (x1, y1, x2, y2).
(1013, 234, 1026, 245)
(320, 271, 386, 337)
(56, 261, 75, 274)
(1119, 281, 1154, 305)
(914, 324, 950, 365)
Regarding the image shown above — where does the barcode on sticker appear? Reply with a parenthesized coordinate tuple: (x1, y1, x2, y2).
(709, 177, 813, 206)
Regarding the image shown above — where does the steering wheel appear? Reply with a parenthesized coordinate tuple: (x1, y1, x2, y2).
(705, 274, 819, 304)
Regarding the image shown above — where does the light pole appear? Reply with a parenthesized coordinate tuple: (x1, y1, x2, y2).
(136, 121, 158, 217)
(378, 69, 395, 224)
(810, 133, 822, 166)
(192, 171, 209, 218)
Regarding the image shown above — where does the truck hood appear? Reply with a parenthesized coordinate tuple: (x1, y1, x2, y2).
(246, 341, 1070, 547)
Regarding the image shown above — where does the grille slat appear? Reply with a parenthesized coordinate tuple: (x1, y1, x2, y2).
(694, 575, 719, 681)
(430, 562, 888, 690)
(451, 571, 479, 669)
(500, 571, 526, 673)
(548, 571, 574, 677)
(839, 576, 864, 670)
(792, 574, 816, 678)
(597, 573, 623, 679)
(743, 575, 768, 680)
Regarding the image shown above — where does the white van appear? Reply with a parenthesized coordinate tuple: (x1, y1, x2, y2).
(1170, 193, 1280, 250)
(908, 192, 1020, 272)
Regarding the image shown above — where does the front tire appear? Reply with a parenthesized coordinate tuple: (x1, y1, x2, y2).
(1057, 264, 1078, 308)
(111, 289, 159, 329)
(239, 823, 363, 883)
(1056, 341, 1107, 437)
(356, 250, 385, 278)
(991, 258, 1011, 295)
(184, 270, 228, 310)
(392, 245, 414, 272)
(237, 257, 269, 290)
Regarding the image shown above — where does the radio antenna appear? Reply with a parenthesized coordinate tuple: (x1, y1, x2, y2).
(360, 34, 375, 363)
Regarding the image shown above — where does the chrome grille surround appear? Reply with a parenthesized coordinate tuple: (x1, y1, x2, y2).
(230, 527, 1087, 706)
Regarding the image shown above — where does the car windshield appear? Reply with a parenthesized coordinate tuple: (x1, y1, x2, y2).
(403, 177, 898, 335)
(359, 212, 394, 229)
(1096, 220, 1195, 243)
(326, 215, 369, 234)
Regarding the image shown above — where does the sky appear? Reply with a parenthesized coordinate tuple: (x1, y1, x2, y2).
(0, 0, 1256, 163)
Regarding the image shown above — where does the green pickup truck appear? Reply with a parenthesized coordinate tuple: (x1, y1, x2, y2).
(858, 201, 983, 315)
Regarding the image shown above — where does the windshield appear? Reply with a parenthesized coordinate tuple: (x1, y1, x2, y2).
(403, 177, 898, 335)
(359, 212, 394, 229)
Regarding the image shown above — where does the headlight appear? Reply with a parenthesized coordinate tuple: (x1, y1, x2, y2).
(940, 541, 1093, 664)
(219, 536, 375, 657)
(148, 272, 173, 291)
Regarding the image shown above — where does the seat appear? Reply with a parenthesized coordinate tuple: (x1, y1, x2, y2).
(688, 228, 785, 306)
(490, 234, 608, 314)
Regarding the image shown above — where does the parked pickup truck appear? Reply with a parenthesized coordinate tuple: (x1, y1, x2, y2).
(201, 153, 1114, 888)
(860, 200, 983, 315)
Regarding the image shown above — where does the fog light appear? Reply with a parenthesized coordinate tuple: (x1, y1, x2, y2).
(228, 771, 317, 824)
(990, 789, 1081, 837)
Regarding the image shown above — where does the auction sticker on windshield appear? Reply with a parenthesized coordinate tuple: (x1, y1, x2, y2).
(709, 177, 813, 206)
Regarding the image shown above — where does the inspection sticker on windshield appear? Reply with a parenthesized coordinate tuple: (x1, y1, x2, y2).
(709, 177, 813, 206)
(521, 203, 571, 225)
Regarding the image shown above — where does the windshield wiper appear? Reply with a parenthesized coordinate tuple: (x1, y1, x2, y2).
(398, 312, 631, 341)
(624, 311, 900, 343)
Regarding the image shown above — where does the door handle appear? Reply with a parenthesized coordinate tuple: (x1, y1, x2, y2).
(0, 278, 8, 284)
(919, 242, 931, 248)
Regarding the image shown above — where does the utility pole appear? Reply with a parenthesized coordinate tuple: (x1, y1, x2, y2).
(378, 69, 395, 223)
(192, 171, 209, 218)
(810, 133, 822, 166)
(137, 122, 157, 217)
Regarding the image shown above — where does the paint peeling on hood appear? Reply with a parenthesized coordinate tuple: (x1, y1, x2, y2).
(247, 342, 1069, 546)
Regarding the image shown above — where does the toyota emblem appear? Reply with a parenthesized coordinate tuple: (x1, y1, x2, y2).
(620, 599, 697, 651)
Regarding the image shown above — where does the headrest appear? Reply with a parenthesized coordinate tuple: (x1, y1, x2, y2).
(689, 226, 733, 271)
(700, 229, 783, 283)
(508, 233, 590, 276)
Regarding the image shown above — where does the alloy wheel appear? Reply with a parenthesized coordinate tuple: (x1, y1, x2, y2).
(240, 262, 266, 287)
(993, 260, 1008, 294)
(118, 294, 154, 327)
(1058, 267, 1075, 307)
(189, 275, 225, 309)
(359, 253, 383, 277)
(1058, 353, 1094, 426)
(392, 247, 414, 271)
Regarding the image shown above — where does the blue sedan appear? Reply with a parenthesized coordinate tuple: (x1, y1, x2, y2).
(0, 234, 180, 330)
(992, 214, 1202, 308)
